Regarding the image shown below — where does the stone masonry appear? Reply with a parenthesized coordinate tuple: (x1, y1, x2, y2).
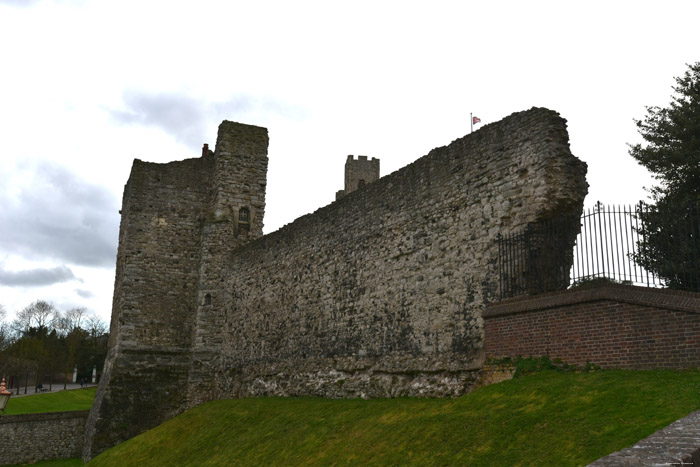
(336, 155, 380, 200)
(590, 409, 700, 466)
(83, 107, 588, 460)
(0, 411, 89, 465)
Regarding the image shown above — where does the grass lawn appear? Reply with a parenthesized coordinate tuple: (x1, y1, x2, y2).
(3, 387, 96, 415)
(85, 369, 700, 466)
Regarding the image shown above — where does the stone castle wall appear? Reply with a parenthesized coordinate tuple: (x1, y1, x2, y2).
(188, 123, 268, 405)
(337, 155, 380, 200)
(83, 122, 269, 460)
(0, 411, 89, 465)
(210, 108, 587, 399)
(84, 107, 587, 460)
(82, 155, 214, 459)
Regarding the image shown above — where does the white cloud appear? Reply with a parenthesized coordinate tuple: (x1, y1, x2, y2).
(0, 0, 697, 325)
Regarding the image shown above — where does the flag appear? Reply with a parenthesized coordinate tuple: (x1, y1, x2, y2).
(473, 116, 481, 125)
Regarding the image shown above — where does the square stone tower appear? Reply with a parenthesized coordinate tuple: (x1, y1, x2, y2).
(82, 121, 268, 461)
(336, 155, 380, 200)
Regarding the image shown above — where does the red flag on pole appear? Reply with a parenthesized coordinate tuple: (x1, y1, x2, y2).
(472, 116, 481, 125)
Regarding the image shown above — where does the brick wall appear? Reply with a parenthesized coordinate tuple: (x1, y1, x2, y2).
(484, 284, 700, 369)
(0, 411, 88, 465)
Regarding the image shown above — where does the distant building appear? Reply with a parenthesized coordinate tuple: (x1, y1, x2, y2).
(336, 155, 380, 200)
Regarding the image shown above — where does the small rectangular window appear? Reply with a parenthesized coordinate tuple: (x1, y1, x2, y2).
(239, 207, 250, 223)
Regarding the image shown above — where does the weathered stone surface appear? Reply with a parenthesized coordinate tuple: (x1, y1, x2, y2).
(83, 108, 588, 460)
(337, 154, 380, 200)
(83, 121, 269, 460)
(0, 411, 88, 465)
(589, 409, 700, 466)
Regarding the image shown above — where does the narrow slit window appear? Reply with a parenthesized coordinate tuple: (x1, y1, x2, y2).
(239, 207, 250, 223)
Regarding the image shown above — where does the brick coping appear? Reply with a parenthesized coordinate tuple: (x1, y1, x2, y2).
(486, 284, 700, 318)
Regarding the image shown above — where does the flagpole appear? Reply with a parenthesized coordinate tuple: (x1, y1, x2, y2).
(470, 112, 473, 134)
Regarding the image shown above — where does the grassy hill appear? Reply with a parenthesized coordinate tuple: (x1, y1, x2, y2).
(83, 369, 700, 466)
(4, 387, 96, 415)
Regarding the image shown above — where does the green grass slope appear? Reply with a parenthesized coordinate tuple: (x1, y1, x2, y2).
(87, 370, 700, 466)
(4, 387, 96, 415)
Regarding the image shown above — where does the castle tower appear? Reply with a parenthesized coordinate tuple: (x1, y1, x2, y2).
(82, 121, 268, 461)
(336, 155, 380, 200)
(188, 121, 268, 404)
(210, 121, 268, 243)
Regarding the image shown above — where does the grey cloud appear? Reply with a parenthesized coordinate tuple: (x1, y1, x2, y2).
(75, 288, 95, 299)
(0, 0, 42, 7)
(0, 165, 119, 267)
(109, 91, 306, 148)
(0, 265, 79, 287)
(110, 93, 212, 148)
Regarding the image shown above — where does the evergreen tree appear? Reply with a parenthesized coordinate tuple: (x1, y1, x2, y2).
(629, 62, 700, 289)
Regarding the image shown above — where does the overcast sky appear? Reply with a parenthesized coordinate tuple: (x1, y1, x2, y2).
(0, 0, 698, 324)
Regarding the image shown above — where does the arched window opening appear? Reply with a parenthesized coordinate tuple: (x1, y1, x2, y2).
(204, 293, 212, 306)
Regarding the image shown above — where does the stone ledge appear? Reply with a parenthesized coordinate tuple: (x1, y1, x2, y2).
(0, 410, 90, 425)
(485, 284, 700, 318)
(589, 409, 700, 466)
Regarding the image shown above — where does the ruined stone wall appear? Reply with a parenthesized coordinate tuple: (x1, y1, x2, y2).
(0, 411, 89, 465)
(83, 122, 268, 461)
(211, 108, 587, 399)
(82, 155, 214, 459)
(188, 123, 268, 405)
(84, 108, 587, 460)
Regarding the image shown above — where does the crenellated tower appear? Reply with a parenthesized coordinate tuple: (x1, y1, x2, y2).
(336, 155, 380, 200)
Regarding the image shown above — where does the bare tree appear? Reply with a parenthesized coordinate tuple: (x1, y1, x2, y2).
(65, 306, 88, 331)
(51, 310, 70, 337)
(24, 300, 56, 330)
(11, 307, 34, 337)
(0, 304, 6, 351)
(85, 314, 108, 339)
(0, 305, 10, 352)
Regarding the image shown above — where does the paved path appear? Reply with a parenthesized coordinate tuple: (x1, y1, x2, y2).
(10, 383, 97, 398)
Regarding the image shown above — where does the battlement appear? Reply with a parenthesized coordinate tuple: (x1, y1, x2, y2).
(346, 154, 379, 163)
(336, 154, 381, 200)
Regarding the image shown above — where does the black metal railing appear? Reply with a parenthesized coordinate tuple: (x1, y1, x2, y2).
(497, 203, 700, 299)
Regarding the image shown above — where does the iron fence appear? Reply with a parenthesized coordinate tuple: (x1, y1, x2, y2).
(497, 203, 700, 299)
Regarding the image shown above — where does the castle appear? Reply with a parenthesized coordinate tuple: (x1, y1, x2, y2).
(336, 155, 380, 200)
(83, 108, 588, 460)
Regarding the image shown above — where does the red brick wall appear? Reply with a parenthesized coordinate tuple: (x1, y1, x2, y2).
(484, 284, 700, 369)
